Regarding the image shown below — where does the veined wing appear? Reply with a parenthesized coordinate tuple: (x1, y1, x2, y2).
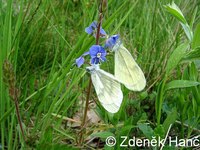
(91, 68, 123, 113)
(115, 44, 146, 91)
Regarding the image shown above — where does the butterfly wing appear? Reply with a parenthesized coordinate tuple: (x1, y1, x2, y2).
(115, 44, 146, 91)
(91, 68, 123, 113)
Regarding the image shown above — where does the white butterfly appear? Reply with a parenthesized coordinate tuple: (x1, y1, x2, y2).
(111, 37, 146, 91)
(86, 65, 123, 113)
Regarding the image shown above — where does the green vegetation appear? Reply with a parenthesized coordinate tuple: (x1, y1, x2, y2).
(0, 0, 199, 149)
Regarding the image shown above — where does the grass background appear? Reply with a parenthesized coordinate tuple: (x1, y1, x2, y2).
(0, 0, 200, 149)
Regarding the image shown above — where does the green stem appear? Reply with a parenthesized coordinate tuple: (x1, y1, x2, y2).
(156, 77, 166, 125)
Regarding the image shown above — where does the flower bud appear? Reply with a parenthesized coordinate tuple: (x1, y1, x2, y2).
(102, 0, 107, 13)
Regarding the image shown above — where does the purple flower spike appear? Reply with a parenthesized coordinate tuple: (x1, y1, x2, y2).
(105, 34, 120, 48)
(85, 21, 107, 38)
(89, 45, 107, 64)
(76, 56, 85, 68)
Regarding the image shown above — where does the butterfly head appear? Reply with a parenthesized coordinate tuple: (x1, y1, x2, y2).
(86, 64, 100, 74)
(112, 39, 122, 52)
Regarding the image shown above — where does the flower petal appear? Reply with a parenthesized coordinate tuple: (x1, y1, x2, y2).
(83, 51, 89, 56)
(101, 56, 106, 62)
(91, 58, 96, 64)
(85, 21, 97, 35)
(101, 50, 107, 57)
(100, 28, 107, 37)
(94, 58, 100, 64)
(85, 27, 93, 34)
(99, 46, 106, 53)
(105, 34, 120, 48)
(85, 21, 107, 38)
(76, 56, 85, 68)
(89, 45, 99, 57)
(91, 57, 100, 64)
(90, 21, 97, 28)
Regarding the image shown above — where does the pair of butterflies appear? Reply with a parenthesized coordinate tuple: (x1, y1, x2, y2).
(86, 38, 146, 113)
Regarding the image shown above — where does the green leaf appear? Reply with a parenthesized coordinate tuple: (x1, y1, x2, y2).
(180, 23, 193, 42)
(53, 127, 75, 141)
(43, 126, 53, 143)
(112, 1, 138, 34)
(154, 125, 165, 138)
(164, 2, 187, 24)
(189, 63, 200, 105)
(189, 62, 198, 81)
(165, 43, 189, 75)
(37, 142, 78, 150)
(163, 108, 177, 132)
(182, 47, 200, 61)
(104, 145, 115, 150)
(137, 123, 154, 139)
(119, 125, 135, 136)
(192, 23, 200, 49)
(165, 80, 200, 91)
(91, 131, 115, 139)
(164, 2, 193, 41)
(155, 80, 166, 125)
(162, 145, 177, 150)
(189, 6, 198, 30)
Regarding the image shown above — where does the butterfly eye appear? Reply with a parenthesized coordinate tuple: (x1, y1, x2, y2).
(86, 67, 91, 73)
(86, 66, 97, 74)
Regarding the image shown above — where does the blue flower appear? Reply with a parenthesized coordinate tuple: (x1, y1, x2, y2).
(105, 34, 120, 48)
(76, 56, 84, 68)
(85, 21, 107, 38)
(89, 45, 106, 64)
(75, 51, 89, 67)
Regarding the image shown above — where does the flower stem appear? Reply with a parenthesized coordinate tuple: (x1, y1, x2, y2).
(95, 13, 103, 45)
(79, 77, 92, 144)
(79, 0, 104, 145)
